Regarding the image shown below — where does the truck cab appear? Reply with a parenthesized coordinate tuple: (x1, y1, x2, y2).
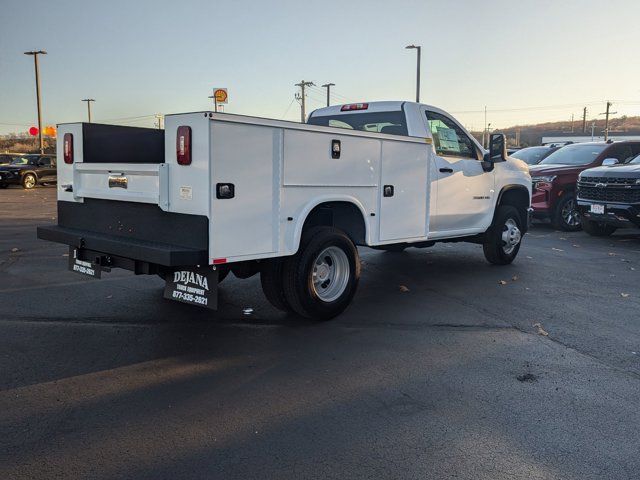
(38, 101, 532, 320)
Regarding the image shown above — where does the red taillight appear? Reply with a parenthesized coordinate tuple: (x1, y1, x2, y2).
(176, 126, 192, 165)
(340, 103, 369, 111)
(63, 133, 73, 164)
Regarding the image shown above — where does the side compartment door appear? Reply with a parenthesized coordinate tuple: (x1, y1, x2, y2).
(209, 121, 280, 261)
(425, 110, 495, 233)
(378, 140, 429, 241)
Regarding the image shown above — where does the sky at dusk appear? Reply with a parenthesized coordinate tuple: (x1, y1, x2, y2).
(1, 0, 639, 135)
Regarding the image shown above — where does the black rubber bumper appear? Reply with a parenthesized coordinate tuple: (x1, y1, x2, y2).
(37, 225, 208, 266)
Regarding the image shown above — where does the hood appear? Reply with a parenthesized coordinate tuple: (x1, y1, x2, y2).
(528, 163, 588, 176)
(581, 163, 640, 179)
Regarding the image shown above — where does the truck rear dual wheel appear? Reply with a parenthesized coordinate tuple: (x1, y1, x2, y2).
(262, 227, 360, 320)
(483, 205, 523, 265)
(582, 219, 617, 237)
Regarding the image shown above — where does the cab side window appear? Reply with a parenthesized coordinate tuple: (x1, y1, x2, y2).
(605, 145, 634, 163)
(425, 111, 478, 160)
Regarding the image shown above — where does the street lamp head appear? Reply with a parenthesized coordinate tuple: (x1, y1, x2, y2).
(82, 99, 95, 102)
(321, 83, 335, 88)
(405, 44, 419, 50)
(24, 50, 47, 55)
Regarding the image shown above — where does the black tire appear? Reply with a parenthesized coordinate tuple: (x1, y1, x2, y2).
(0, 184, 8, 189)
(22, 173, 37, 190)
(552, 193, 581, 231)
(282, 226, 360, 320)
(582, 219, 617, 237)
(260, 258, 290, 312)
(483, 205, 524, 265)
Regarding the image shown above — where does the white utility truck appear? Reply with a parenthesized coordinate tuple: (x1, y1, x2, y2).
(38, 101, 532, 319)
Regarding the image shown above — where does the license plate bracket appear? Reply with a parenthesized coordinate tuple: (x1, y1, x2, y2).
(68, 248, 101, 278)
(164, 267, 218, 310)
(590, 204, 605, 215)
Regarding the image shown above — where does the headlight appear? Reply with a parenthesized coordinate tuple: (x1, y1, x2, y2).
(532, 175, 556, 183)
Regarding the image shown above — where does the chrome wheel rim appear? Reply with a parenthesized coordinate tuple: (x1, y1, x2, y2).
(311, 246, 350, 302)
(24, 175, 35, 188)
(562, 199, 581, 227)
(501, 218, 521, 255)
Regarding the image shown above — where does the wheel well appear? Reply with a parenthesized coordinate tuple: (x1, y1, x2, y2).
(301, 202, 366, 245)
(498, 186, 529, 229)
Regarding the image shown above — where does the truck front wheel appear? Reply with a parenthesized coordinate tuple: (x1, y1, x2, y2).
(483, 205, 523, 265)
(282, 227, 360, 320)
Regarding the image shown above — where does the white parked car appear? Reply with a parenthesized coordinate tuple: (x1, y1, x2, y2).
(38, 101, 532, 319)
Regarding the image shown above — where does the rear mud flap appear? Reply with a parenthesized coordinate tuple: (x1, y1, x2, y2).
(163, 267, 219, 310)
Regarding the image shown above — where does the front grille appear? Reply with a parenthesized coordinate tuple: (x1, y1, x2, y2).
(578, 183, 640, 203)
(580, 176, 638, 185)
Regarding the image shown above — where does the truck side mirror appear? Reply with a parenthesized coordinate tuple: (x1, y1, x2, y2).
(489, 134, 507, 162)
(601, 158, 619, 166)
(482, 133, 507, 171)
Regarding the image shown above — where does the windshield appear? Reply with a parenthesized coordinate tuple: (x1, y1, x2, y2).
(308, 111, 408, 136)
(9, 157, 28, 165)
(511, 147, 553, 165)
(629, 154, 640, 164)
(539, 144, 607, 166)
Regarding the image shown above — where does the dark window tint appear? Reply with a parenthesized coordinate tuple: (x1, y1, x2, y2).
(539, 144, 608, 165)
(425, 111, 478, 159)
(606, 144, 640, 163)
(511, 146, 554, 165)
(308, 111, 408, 136)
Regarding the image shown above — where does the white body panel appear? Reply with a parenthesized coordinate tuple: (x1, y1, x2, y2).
(55, 101, 531, 266)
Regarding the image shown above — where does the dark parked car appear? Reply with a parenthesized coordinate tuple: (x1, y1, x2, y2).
(577, 153, 640, 236)
(529, 141, 640, 231)
(510, 145, 560, 165)
(0, 153, 25, 165)
(0, 154, 57, 189)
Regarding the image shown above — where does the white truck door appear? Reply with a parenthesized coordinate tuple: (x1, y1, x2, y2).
(378, 140, 429, 241)
(424, 110, 495, 233)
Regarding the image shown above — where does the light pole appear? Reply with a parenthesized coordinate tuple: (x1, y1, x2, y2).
(82, 99, 95, 123)
(24, 50, 47, 154)
(405, 44, 421, 102)
(208, 95, 218, 113)
(321, 83, 335, 107)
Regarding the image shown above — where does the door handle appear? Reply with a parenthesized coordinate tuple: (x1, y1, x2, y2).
(439, 168, 454, 173)
(383, 185, 394, 197)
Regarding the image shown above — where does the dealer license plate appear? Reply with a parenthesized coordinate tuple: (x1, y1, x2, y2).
(163, 267, 218, 309)
(68, 248, 101, 278)
(590, 204, 605, 215)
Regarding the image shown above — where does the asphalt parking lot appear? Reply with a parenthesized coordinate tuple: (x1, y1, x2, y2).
(1, 186, 639, 480)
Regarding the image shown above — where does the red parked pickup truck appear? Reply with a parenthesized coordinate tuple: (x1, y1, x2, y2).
(529, 141, 640, 230)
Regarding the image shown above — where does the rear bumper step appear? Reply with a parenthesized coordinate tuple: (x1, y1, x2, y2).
(37, 225, 207, 266)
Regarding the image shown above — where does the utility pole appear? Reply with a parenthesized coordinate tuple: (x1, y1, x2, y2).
(294, 80, 314, 122)
(24, 50, 47, 154)
(81, 99, 95, 123)
(321, 83, 335, 107)
(405, 45, 421, 102)
(155, 114, 163, 129)
(600, 101, 617, 142)
(582, 107, 587, 133)
(570, 114, 574, 133)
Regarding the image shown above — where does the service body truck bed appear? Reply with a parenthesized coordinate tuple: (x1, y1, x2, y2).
(38, 101, 532, 319)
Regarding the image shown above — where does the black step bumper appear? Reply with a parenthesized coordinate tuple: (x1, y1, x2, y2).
(37, 225, 208, 266)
